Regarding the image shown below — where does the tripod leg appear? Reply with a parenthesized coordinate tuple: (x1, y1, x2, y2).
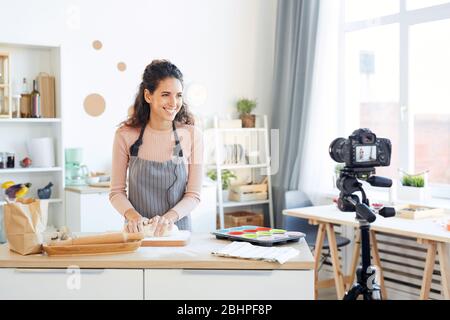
(343, 283, 364, 300)
(370, 230, 387, 299)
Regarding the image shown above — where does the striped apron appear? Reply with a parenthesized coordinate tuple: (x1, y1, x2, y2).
(128, 122, 191, 230)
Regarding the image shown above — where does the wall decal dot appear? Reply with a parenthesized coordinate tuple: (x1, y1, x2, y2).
(92, 40, 103, 50)
(117, 62, 127, 72)
(84, 93, 106, 117)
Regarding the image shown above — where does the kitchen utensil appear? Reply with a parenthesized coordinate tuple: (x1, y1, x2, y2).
(43, 241, 142, 256)
(65, 148, 83, 164)
(47, 231, 144, 246)
(212, 226, 305, 247)
(141, 230, 191, 247)
(37, 182, 53, 199)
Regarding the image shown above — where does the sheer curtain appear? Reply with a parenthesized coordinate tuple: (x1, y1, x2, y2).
(298, 0, 342, 205)
(270, 0, 321, 227)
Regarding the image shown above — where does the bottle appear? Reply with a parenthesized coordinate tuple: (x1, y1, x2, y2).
(22, 78, 28, 93)
(31, 79, 41, 118)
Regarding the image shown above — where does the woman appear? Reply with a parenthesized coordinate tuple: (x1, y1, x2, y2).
(110, 60, 203, 236)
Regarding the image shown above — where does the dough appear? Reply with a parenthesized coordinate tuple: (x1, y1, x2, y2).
(142, 221, 179, 237)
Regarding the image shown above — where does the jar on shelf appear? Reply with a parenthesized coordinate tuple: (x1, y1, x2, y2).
(0, 152, 5, 169)
(12, 95, 21, 118)
(6, 152, 15, 168)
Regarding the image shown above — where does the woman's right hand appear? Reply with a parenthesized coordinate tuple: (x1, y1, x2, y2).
(124, 208, 144, 233)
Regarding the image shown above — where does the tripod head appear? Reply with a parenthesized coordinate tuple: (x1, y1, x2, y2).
(336, 167, 396, 222)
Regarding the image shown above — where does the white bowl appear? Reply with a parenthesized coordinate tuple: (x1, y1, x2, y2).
(87, 177, 100, 184)
(98, 175, 110, 182)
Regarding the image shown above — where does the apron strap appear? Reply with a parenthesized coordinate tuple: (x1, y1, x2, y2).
(130, 122, 184, 157)
(129, 123, 147, 157)
(172, 122, 184, 157)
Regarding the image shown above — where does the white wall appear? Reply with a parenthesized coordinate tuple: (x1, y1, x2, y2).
(0, 0, 277, 172)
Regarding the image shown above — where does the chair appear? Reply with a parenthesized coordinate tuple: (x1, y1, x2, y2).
(282, 190, 351, 270)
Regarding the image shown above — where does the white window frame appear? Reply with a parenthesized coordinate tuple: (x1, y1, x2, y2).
(341, 0, 450, 199)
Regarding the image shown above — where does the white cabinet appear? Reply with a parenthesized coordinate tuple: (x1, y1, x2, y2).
(0, 268, 143, 300)
(144, 269, 314, 300)
(65, 189, 124, 232)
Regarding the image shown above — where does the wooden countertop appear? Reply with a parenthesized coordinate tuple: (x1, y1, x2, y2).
(65, 186, 110, 194)
(0, 233, 314, 270)
(284, 205, 450, 243)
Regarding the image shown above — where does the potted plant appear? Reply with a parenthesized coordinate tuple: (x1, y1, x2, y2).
(333, 163, 345, 189)
(207, 169, 237, 201)
(236, 98, 257, 128)
(397, 169, 430, 202)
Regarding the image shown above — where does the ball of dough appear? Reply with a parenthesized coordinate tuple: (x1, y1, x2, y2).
(143, 221, 179, 237)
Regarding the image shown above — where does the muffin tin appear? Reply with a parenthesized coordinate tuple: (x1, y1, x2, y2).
(212, 225, 305, 247)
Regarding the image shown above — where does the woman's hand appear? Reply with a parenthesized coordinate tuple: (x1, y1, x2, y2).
(124, 208, 144, 233)
(150, 210, 179, 237)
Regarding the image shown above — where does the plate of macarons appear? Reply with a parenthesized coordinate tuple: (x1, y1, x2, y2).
(212, 226, 305, 247)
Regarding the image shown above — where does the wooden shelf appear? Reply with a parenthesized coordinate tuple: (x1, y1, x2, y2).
(0, 167, 63, 174)
(221, 199, 270, 208)
(212, 128, 266, 133)
(0, 118, 61, 123)
(207, 163, 269, 170)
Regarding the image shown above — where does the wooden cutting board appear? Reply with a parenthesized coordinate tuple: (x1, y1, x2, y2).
(141, 230, 191, 247)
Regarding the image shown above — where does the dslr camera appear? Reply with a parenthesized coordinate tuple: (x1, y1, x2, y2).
(329, 128, 391, 169)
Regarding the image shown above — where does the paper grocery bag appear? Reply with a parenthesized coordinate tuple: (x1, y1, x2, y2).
(37, 72, 56, 118)
(4, 198, 47, 255)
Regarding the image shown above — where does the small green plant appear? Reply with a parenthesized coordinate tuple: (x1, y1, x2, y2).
(401, 174, 425, 188)
(236, 98, 257, 115)
(207, 169, 237, 190)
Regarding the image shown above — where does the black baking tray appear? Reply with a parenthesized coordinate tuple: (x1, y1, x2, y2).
(211, 225, 305, 247)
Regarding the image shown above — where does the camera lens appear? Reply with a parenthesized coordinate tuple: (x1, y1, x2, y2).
(329, 138, 346, 163)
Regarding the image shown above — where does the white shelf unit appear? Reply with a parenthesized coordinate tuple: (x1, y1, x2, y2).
(0, 42, 64, 228)
(208, 115, 274, 229)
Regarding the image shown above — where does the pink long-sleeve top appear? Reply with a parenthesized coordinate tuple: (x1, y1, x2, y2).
(109, 122, 204, 220)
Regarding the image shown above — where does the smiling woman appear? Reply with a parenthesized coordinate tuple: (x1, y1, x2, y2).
(109, 60, 203, 237)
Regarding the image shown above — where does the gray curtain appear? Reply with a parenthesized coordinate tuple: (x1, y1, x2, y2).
(270, 0, 320, 227)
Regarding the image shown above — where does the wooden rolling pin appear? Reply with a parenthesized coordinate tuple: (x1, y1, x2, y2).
(48, 232, 144, 246)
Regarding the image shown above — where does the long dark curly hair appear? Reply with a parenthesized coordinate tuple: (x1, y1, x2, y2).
(122, 59, 194, 128)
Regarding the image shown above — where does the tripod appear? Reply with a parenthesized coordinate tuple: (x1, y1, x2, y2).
(336, 168, 395, 300)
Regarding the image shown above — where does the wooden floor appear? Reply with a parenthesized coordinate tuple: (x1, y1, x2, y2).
(318, 287, 338, 300)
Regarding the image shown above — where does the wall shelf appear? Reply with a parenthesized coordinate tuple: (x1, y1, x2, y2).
(206, 163, 268, 170)
(209, 115, 274, 229)
(0, 42, 64, 229)
(221, 199, 270, 208)
(0, 167, 62, 173)
(0, 118, 61, 123)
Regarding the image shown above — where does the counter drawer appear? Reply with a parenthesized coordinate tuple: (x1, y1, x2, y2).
(0, 268, 143, 300)
(144, 269, 314, 300)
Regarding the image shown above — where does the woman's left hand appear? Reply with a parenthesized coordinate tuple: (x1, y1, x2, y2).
(150, 211, 179, 237)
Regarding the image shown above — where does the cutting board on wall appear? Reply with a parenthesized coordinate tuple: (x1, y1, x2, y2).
(141, 230, 191, 247)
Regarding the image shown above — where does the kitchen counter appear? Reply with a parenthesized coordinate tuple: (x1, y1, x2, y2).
(0, 233, 315, 300)
(0, 233, 314, 269)
(65, 185, 110, 194)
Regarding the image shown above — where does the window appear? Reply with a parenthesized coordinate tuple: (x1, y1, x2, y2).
(343, 0, 450, 196)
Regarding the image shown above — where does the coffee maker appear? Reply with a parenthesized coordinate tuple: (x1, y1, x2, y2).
(65, 148, 89, 186)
